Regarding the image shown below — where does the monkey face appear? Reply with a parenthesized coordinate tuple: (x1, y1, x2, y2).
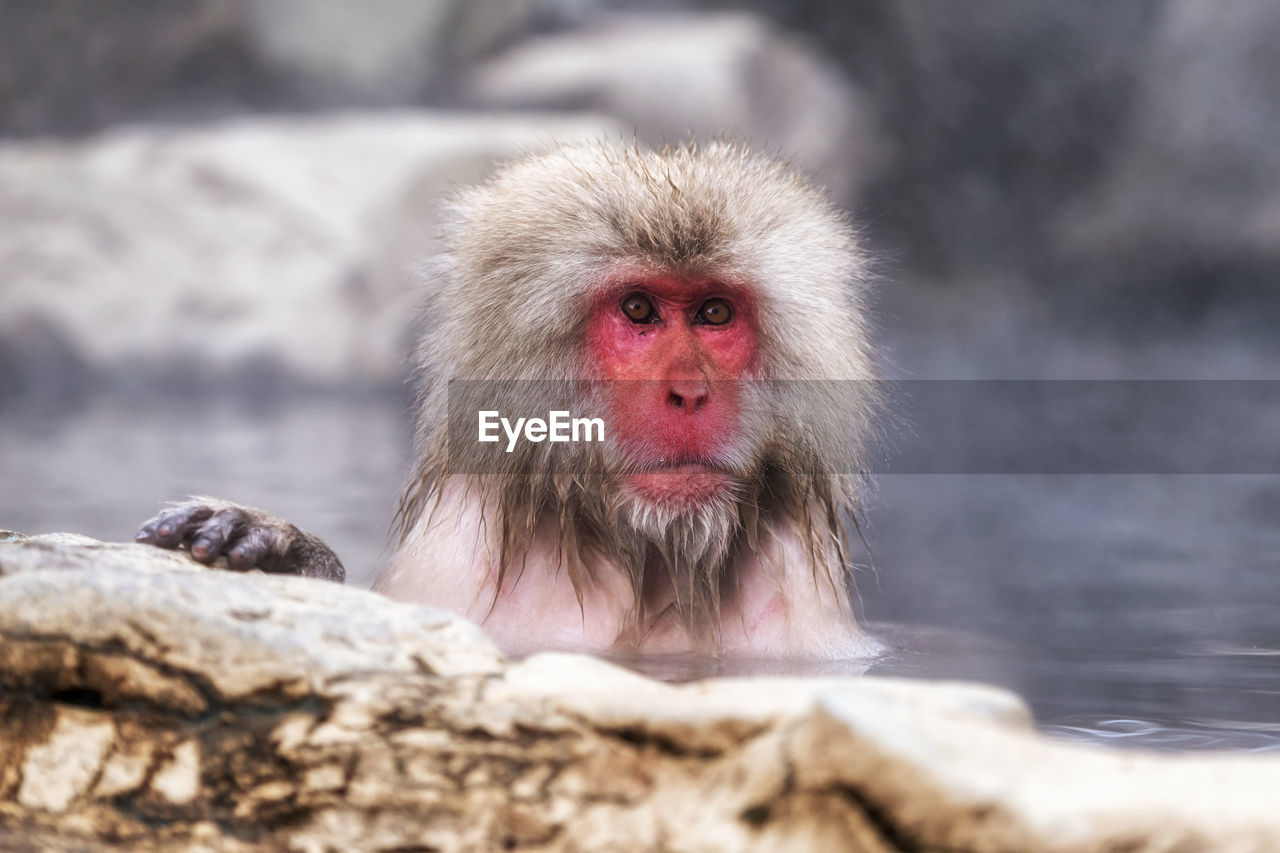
(587, 272, 763, 514)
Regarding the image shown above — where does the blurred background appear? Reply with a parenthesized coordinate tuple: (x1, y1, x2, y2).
(3, 0, 1280, 748)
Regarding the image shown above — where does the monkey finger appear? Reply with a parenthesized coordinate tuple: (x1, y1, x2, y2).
(225, 526, 290, 572)
(188, 508, 250, 565)
(136, 503, 216, 549)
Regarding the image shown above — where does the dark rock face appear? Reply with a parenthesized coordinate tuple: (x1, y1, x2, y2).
(2, 534, 1279, 851)
(1054, 0, 1280, 319)
(0, 0, 528, 137)
(728, 0, 1280, 336)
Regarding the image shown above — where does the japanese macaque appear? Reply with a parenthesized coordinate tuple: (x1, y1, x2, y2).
(137, 141, 881, 659)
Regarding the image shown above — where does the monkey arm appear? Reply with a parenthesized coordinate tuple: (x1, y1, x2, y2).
(135, 497, 345, 582)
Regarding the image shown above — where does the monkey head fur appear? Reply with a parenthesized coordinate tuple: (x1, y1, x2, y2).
(399, 141, 879, 651)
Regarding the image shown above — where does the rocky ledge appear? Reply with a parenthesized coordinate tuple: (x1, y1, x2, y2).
(1, 533, 1278, 851)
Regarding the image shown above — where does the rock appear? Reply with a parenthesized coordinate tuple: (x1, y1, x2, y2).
(0, 1, 256, 136)
(1056, 0, 1280, 307)
(247, 0, 536, 104)
(0, 111, 622, 391)
(0, 0, 538, 135)
(461, 12, 881, 202)
(3, 534, 1280, 850)
(752, 1, 1158, 277)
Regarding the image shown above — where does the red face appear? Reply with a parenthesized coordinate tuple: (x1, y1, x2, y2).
(587, 273, 759, 511)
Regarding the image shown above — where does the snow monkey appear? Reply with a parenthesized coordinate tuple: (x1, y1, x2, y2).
(137, 141, 881, 658)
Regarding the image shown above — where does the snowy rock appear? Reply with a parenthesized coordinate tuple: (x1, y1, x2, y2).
(2, 533, 1279, 850)
(0, 112, 621, 391)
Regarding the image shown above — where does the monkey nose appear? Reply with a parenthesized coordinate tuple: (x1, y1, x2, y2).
(667, 379, 710, 413)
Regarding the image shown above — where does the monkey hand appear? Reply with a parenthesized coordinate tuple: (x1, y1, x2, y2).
(134, 497, 345, 582)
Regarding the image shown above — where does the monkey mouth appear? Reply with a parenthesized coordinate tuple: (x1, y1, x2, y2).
(624, 462, 736, 508)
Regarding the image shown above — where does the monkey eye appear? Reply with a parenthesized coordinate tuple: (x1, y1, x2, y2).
(696, 298, 733, 325)
(621, 294, 657, 323)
